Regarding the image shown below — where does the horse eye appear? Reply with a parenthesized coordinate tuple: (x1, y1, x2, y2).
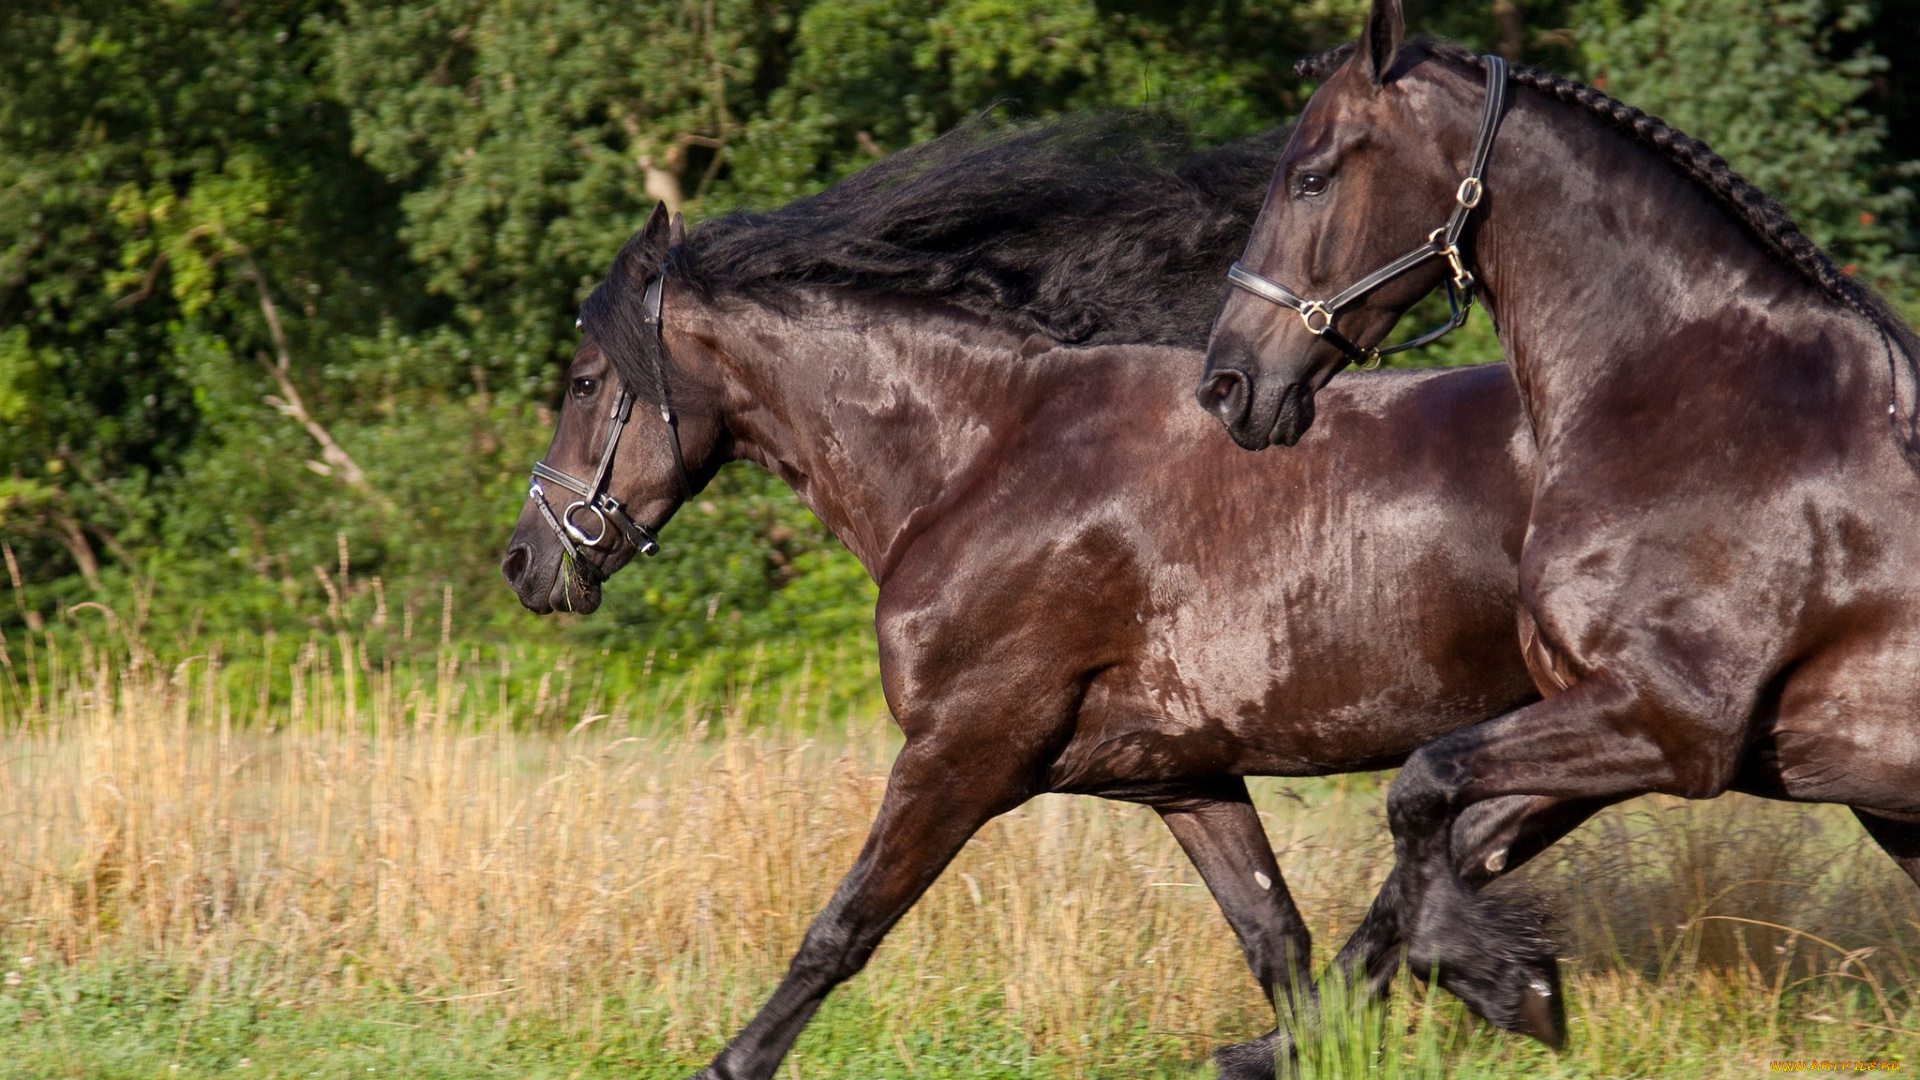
(571, 376, 598, 399)
(1298, 173, 1329, 196)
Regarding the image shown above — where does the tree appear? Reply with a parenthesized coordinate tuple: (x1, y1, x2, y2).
(4, 0, 1916, 661)
(0, 1, 418, 604)
(1574, 0, 1916, 294)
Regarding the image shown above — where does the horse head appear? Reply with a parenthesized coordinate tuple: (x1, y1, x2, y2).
(501, 203, 731, 614)
(1200, 0, 1505, 449)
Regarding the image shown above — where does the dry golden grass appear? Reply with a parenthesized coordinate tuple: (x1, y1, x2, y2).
(0, 622, 1915, 1076)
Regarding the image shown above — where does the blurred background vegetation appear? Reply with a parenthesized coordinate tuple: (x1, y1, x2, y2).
(3, 0, 1918, 706)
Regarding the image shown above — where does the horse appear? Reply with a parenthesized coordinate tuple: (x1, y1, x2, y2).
(1198, 0, 1920, 1049)
(501, 118, 1559, 1080)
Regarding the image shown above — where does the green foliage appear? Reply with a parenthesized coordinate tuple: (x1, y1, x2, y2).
(3, 0, 1919, 688)
(329, 0, 799, 349)
(1574, 0, 1918, 295)
(0, 0, 432, 620)
(730, 0, 1343, 199)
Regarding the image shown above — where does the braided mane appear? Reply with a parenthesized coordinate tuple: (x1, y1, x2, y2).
(1294, 37, 1920, 465)
(1296, 40, 1912, 337)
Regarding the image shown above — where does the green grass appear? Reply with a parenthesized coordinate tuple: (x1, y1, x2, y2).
(0, 962, 1209, 1080)
(1, 955, 1911, 1079)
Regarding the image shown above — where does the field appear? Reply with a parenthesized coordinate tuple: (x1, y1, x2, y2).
(0, 620, 1914, 1079)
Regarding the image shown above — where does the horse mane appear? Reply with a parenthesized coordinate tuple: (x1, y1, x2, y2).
(1293, 40, 1920, 370)
(665, 113, 1289, 348)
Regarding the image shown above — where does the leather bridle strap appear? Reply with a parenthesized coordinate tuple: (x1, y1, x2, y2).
(643, 273, 695, 504)
(1226, 54, 1508, 367)
(526, 270, 693, 583)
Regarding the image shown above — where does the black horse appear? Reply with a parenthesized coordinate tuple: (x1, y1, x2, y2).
(503, 119, 1561, 1079)
(1200, 0, 1920, 1048)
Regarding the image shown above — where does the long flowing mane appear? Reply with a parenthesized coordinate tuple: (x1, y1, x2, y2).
(667, 114, 1288, 347)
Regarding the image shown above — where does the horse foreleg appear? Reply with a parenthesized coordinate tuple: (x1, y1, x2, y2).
(1154, 781, 1310, 1080)
(1452, 795, 1619, 890)
(1338, 676, 1734, 1050)
(693, 737, 1038, 1080)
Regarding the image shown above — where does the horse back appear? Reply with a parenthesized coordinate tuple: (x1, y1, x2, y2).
(875, 354, 1540, 786)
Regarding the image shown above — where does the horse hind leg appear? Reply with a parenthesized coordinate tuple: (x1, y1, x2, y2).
(1154, 781, 1311, 1080)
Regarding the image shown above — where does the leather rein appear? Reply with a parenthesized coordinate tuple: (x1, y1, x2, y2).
(526, 271, 693, 584)
(1225, 55, 1508, 368)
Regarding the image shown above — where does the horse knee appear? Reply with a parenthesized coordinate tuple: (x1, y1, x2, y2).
(791, 916, 877, 986)
(1387, 745, 1473, 833)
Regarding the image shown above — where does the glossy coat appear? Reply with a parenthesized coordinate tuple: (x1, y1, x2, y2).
(1200, 0, 1920, 1047)
(500, 207, 1561, 1079)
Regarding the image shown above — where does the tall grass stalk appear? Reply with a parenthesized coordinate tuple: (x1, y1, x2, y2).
(0, 620, 1914, 1076)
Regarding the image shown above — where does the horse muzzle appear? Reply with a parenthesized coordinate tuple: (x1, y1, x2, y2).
(1196, 364, 1316, 450)
(501, 528, 609, 616)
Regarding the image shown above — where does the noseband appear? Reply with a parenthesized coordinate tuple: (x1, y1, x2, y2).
(526, 271, 694, 584)
(1226, 55, 1508, 368)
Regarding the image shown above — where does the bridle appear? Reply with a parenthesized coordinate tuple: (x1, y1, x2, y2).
(526, 270, 694, 583)
(1225, 55, 1508, 368)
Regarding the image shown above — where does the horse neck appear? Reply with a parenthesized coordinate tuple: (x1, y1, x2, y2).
(689, 291, 1049, 582)
(1473, 91, 1871, 441)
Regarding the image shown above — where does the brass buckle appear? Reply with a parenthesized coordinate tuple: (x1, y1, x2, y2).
(1445, 246, 1474, 292)
(1430, 229, 1475, 293)
(1299, 301, 1335, 336)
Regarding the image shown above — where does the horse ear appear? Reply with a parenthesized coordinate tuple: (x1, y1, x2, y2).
(640, 202, 671, 251)
(612, 202, 674, 279)
(1359, 0, 1404, 85)
(668, 212, 686, 248)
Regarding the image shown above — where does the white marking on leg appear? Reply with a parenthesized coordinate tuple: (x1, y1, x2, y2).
(1253, 871, 1272, 891)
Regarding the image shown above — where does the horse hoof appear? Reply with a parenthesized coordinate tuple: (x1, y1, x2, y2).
(1213, 1028, 1293, 1080)
(1511, 962, 1567, 1050)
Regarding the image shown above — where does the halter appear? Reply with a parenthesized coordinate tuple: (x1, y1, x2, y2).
(526, 271, 694, 584)
(1226, 55, 1508, 368)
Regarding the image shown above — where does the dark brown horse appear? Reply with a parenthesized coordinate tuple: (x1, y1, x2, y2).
(502, 120, 1556, 1079)
(1200, 0, 1920, 1048)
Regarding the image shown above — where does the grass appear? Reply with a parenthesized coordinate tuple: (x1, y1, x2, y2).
(0, 619, 1915, 1078)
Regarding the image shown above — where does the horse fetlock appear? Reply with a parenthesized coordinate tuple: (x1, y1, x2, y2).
(1457, 951, 1567, 1049)
(1512, 961, 1568, 1050)
(1212, 1027, 1294, 1080)
(1407, 883, 1562, 1045)
(1246, 936, 1314, 1007)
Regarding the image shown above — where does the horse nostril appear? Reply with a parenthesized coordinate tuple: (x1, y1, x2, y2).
(1197, 369, 1250, 427)
(501, 544, 531, 587)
